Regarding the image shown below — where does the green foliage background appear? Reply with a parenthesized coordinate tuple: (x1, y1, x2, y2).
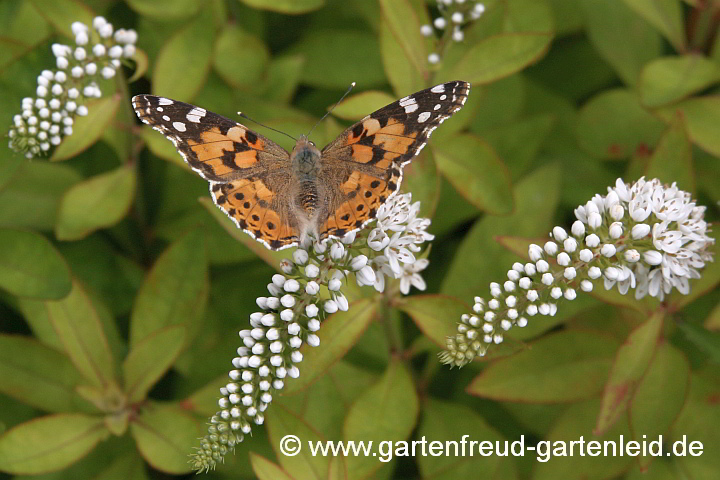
(0, 0, 718, 479)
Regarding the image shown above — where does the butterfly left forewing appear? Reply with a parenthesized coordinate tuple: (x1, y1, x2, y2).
(318, 80, 470, 239)
(132, 94, 301, 250)
(132, 95, 289, 182)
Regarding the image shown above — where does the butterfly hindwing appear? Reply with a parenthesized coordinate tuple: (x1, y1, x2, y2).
(318, 80, 470, 239)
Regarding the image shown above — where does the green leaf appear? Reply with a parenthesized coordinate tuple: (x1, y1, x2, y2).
(676, 322, 720, 365)
(130, 403, 201, 475)
(331, 91, 397, 120)
(645, 115, 694, 193)
(418, 399, 513, 479)
(534, 400, 633, 480)
(0, 413, 107, 474)
(503, 0, 555, 34)
(239, 0, 325, 14)
(283, 298, 377, 395)
(16, 298, 63, 349)
(140, 127, 187, 167)
(27, 0, 94, 39)
(212, 25, 269, 90)
(441, 163, 561, 299)
(524, 36, 618, 103)
(250, 453, 295, 480)
(152, 13, 214, 101)
(398, 294, 470, 348)
(123, 326, 186, 403)
(92, 453, 149, 480)
(378, 0, 428, 82)
(469, 74, 526, 132)
(129, 229, 208, 347)
(402, 150, 441, 219)
(0, 228, 71, 299)
(264, 54, 306, 104)
(433, 133, 513, 215)
(629, 343, 690, 470)
(127, 47, 149, 84)
(575, 89, 666, 159)
(125, 0, 201, 20)
(706, 303, 720, 331)
(595, 312, 664, 434)
(55, 165, 136, 241)
(639, 55, 720, 108)
(0, 161, 81, 230)
(655, 95, 720, 157)
(670, 371, 720, 477)
(483, 113, 556, 180)
(198, 197, 287, 270)
(379, 19, 425, 96)
(344, 360, 419, 479)
(265, 403, 329, 480)
(56, 235, 145, 317)
(580, 0, 663, 86)
(0, 1, 52, 49)
(444, 33, 552, 86)
(622, 0, 686, 51)
(277, 360, 379, 442)
(0, 334, 91, 413)
(45, 280, 118, 388)
(468, 330, 619, 402)
(287, 30, 385, 89)
(50, 95, 122, 162)
(0, 38, 28, 71)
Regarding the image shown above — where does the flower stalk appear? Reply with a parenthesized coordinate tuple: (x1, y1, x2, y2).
(191, 193, 434, 471)
(440, 178, 715, 368)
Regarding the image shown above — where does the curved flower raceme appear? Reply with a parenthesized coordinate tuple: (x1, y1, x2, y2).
(8, 17, 137, 158)
(191, 193, 433, 471)
(440, 178, 715, 368)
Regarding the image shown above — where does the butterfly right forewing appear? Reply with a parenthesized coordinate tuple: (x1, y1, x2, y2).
(317, 81, 470, 240)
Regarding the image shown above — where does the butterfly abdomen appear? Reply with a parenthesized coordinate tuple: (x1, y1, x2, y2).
(298, 182, 318, 214)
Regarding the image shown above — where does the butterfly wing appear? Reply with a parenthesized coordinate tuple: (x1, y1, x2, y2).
(317, 80, 470, 239)
(132, 95, 299, 250)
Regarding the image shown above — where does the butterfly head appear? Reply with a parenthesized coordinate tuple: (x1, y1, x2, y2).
(291, 135, 321, 176)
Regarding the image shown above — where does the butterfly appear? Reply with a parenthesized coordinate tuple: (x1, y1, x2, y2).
(132, 81, 470, 250)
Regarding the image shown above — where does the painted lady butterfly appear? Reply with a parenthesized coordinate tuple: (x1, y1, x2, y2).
(132, 81, 470, 250)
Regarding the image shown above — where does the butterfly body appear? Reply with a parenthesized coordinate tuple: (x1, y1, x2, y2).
(133, 81, 470, 250)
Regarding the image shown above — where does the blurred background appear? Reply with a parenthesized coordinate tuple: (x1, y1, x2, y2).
(0, 0, 718, 479)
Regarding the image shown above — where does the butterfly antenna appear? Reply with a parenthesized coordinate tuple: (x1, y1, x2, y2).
(306, 82, 356, 139)
(237, 112, 297, 142)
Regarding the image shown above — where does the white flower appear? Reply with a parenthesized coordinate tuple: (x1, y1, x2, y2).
(399, 258, 429, 294)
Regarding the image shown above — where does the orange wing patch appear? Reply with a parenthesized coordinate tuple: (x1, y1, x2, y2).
(212, 179, 298, 250)
(320, 172, 388, 240)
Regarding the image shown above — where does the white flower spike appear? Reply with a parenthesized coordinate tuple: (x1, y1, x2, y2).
(440, 178, 714, 368)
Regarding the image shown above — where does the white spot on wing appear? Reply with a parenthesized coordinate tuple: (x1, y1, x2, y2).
(440, 94, 447, 100)
(173, 121, 186, 132)
(399, 96, 416, 108)
(418, 111, 431, 123)
(404, 103, 418, 113)
(187, 108, 206, 123)
(159, 98, 174, 106)
(434, 104, 441, 110)
(156, 107, 163, 112)
(162, 115, 170, 121)
(431, 84, 445, 93)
